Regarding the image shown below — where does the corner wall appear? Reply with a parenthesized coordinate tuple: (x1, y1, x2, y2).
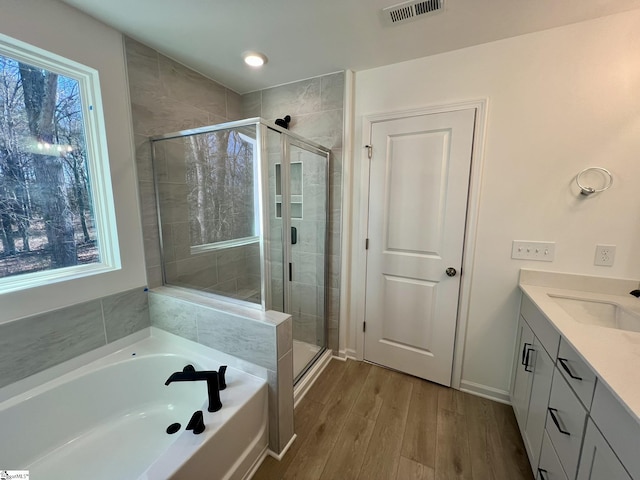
(350, 9, 640, 398)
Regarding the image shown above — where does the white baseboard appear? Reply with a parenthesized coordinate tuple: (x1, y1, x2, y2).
(460, 380, 511, 405)
(344, 348, 357, 360)
(267, 434, 297, 461)
(293, 349, 333, 408)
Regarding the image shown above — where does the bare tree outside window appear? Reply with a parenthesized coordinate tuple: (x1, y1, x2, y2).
(186, 129, 258, 249)
(0, 53, 99, 278)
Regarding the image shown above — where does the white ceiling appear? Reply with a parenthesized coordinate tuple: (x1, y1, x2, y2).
(60, 0, 640, 94)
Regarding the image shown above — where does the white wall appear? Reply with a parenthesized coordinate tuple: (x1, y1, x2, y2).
(349, 9, 640, 397)
(0, 0, 146, 322)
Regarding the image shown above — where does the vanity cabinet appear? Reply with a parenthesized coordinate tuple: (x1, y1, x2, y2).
(512, 293, 639, 480)
(511, 297, 558, 471)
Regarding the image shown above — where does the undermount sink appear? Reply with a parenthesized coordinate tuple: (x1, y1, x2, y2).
(549, 295, 640, 333)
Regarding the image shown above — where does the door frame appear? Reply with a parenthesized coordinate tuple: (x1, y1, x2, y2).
(352, 99, 488, 389)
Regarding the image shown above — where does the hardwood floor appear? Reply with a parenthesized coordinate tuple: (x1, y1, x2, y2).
(253, 359, 533, 480)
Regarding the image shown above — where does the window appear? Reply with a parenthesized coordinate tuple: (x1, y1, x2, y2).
(183, 128, 260, 254)
(0, 34, 119, 293)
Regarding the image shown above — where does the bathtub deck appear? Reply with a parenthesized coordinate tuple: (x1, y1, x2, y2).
(253, 359, 532, 480)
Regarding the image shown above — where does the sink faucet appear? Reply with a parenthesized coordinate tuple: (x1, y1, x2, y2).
(630, 289, 640, 298)
(165, 365, 222, 412)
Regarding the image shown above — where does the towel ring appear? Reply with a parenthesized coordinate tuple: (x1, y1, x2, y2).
(575, 167, 613, 196)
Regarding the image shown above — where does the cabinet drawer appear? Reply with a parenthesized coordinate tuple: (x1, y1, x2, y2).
(577, 419, 632, 480)
(521, 295, 560, 358)
(546, 372, 588, 478)
(591, 383, 640, 478)
(557, 338, 597, 409)
(537, 431, 569, 480)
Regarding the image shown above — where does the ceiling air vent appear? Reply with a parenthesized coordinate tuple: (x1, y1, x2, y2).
(381, 0, 444, 26)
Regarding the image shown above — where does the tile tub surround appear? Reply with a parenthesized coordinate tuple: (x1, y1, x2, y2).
(518, 269, 640, 421)
(148, 287, 294, 454)
(243, 72, 345, 353)
(0, 287, 150, 389)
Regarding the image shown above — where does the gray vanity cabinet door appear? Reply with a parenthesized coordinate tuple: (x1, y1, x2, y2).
(512, 317, 535, 432)
(525, 337, 555, 473)
(577, 419, 631, 480)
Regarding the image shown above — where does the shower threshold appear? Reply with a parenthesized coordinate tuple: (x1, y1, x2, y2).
(293, 340, 322, 379)
(293, 345, 333, 407)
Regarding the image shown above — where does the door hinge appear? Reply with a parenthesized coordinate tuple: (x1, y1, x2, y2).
(365, 238, 369, 250)
(364, 144, 372, 160)
(363, 321, 366, 332)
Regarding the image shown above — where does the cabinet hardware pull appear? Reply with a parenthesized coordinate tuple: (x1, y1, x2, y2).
(548, 407, 570, 435)
(537, 468, 549, 480)
(522, 342, 532, 365)
(524, 347, 535, 372)
(558, 357, 583, 381)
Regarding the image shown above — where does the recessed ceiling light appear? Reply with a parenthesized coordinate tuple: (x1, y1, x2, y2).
(243, 51, 268, 67)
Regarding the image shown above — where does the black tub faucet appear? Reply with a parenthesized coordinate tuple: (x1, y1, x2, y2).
(630, 289, 640, 298)
(165, 365, 222, 412)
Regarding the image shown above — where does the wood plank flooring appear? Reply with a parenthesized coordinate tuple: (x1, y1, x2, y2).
(253, 359, 533, 480)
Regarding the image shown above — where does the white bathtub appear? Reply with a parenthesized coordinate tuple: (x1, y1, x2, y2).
(0, 329, 268, 480)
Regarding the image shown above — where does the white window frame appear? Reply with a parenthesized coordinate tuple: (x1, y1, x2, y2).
(0, 33, 120, 294)
(189, 132, 260, 254)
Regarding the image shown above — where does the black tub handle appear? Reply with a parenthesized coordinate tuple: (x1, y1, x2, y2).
(538, 468, 549, 480)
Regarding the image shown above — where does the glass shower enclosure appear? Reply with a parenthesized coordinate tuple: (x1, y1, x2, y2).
(150, 118, 330, 382)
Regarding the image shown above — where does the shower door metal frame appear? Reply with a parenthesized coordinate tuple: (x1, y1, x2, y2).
(151, 118, 271, 310)
(275, 133, 331, 382)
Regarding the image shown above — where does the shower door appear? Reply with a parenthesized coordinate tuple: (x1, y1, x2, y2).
(265, 127, 329, 382)
(287, 141, 328, 381)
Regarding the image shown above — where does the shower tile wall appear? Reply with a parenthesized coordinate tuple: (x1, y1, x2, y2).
(243, 73, 345, 352)
(125, 37, 244, 289)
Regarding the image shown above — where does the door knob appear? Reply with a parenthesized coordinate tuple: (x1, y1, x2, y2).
(445, 267, 457, 277)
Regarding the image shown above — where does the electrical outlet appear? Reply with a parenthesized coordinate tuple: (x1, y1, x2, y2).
(512, 241, 555, 262)
(595, 244, 616, 266)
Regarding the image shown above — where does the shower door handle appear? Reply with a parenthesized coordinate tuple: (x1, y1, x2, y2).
(289, 262, 292, 281)
(291, 226, 297, 245)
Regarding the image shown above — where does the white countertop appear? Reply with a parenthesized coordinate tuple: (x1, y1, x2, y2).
(519, 269, 640, 423)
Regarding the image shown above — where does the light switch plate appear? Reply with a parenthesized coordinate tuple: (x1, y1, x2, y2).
(512, 241, 555, 262)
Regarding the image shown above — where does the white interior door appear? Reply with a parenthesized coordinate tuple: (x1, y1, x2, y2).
(363, 108, 475, 386)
